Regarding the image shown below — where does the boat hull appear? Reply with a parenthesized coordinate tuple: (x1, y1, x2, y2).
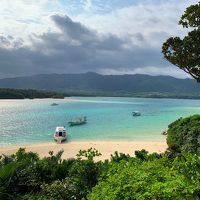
(132, 114, 141, 116)
(132, 111, 141, 116)
(54, 136, 67, 143)
(68, 121, 86, 126)
(68, 116, 87, 126)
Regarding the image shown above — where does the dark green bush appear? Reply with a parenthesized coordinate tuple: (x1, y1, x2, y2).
(167, 115, 200, 154)
(110, 151, 130, 162)
(41, 178, 77, 200)
(88, 153, 200, 200)
(0, 148, 102, 200)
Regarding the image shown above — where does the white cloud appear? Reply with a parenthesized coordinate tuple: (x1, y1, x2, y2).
(0, 0, 197, 47)
(75, 0, 198, 47)
(0, 0, 65, 44)
(0, 0, 198, 78)
(83, 0, 93, 11)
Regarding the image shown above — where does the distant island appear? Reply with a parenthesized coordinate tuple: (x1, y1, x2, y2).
(0, 73, 200, 99)
(0, 88, 65, 99)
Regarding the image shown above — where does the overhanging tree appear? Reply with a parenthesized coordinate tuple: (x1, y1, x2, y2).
(162, 2, 200, 81)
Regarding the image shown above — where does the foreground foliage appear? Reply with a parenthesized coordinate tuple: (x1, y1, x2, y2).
(0, 148, 102, 200)
(88, 153, 200, 199)
(0, 147, 199, 200)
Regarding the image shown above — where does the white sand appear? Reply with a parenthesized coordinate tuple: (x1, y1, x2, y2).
(0, 141, 167, 160)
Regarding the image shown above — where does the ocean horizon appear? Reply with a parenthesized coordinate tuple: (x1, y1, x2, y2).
(1, 97, 200, 147)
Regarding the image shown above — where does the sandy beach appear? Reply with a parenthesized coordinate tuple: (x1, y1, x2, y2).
(0, 141, 167, 160)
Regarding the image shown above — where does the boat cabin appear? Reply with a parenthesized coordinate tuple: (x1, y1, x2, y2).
(54, 126, 67, 143)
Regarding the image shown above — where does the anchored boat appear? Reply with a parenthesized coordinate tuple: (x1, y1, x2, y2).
(68, 116, 87, 126)
(51, 103, 58, 106)
(132, 111, 141, 116)
(54, 126, 67, 143)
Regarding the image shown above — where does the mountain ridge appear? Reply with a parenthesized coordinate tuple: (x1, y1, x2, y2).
(0, 73, 199, 95)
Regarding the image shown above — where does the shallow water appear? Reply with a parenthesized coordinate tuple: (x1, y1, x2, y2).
(0, 97, 200, 146)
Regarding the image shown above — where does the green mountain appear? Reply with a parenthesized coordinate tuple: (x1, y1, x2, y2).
(0, 72, 200, 98)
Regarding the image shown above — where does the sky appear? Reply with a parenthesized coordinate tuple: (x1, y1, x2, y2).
(0, 0, 198, 79)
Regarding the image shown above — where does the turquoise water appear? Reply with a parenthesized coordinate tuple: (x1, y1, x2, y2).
(1, 97, 200, 146)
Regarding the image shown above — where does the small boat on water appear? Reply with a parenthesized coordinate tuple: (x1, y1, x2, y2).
(161, 129, 168, 135)
(132, 111, 141, 116)
(54, 126, 67, 143)
(68, 116, 87, 126)
(51, 103, 58, 106)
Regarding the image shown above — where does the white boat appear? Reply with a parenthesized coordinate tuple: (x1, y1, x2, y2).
(68, 116, 87, 126)
(132, 111, 141, 116)
(54, 126, 67, 143)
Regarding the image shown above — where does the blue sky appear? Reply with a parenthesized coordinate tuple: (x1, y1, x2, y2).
(0, 0, 198, 78)
(61, 0, 180, 14)
(59, 0, 193, 15)
(61, 0, 141, 14)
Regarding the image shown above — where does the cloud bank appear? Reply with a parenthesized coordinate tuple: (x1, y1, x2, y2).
(0, 0, 197, 78)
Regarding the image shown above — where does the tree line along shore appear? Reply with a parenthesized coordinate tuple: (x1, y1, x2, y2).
(0, 88, 66, 99)
(1, 88, 200, 100)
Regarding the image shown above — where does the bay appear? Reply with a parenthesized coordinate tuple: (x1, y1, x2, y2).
(0, 97, 200, 146)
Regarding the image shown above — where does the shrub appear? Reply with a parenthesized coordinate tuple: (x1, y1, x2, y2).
(41, 178, 77, 200)
(167, 115, 200, 154)
(88, 154, 200, 199)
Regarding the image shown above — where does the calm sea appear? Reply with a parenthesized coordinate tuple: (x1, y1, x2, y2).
(0, 97, 200, 146)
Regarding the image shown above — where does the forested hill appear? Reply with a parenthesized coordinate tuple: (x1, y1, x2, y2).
(0, 72, 200, 95)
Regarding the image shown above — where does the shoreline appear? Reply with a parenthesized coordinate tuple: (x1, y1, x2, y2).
(0, 140, 168, 160)
(1, 94, 200, 101)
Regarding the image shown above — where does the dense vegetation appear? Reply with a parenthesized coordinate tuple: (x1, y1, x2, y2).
(162, 2, 200, 82)
(89, 152, 200, 199)
(0, 148, 102, 200)
(167, 115, 200, 154)
(2, 87, 200, 100)
(66, 90, 200, 99)
(0, 148, 199, 200)
(0, 88, 65, 99)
